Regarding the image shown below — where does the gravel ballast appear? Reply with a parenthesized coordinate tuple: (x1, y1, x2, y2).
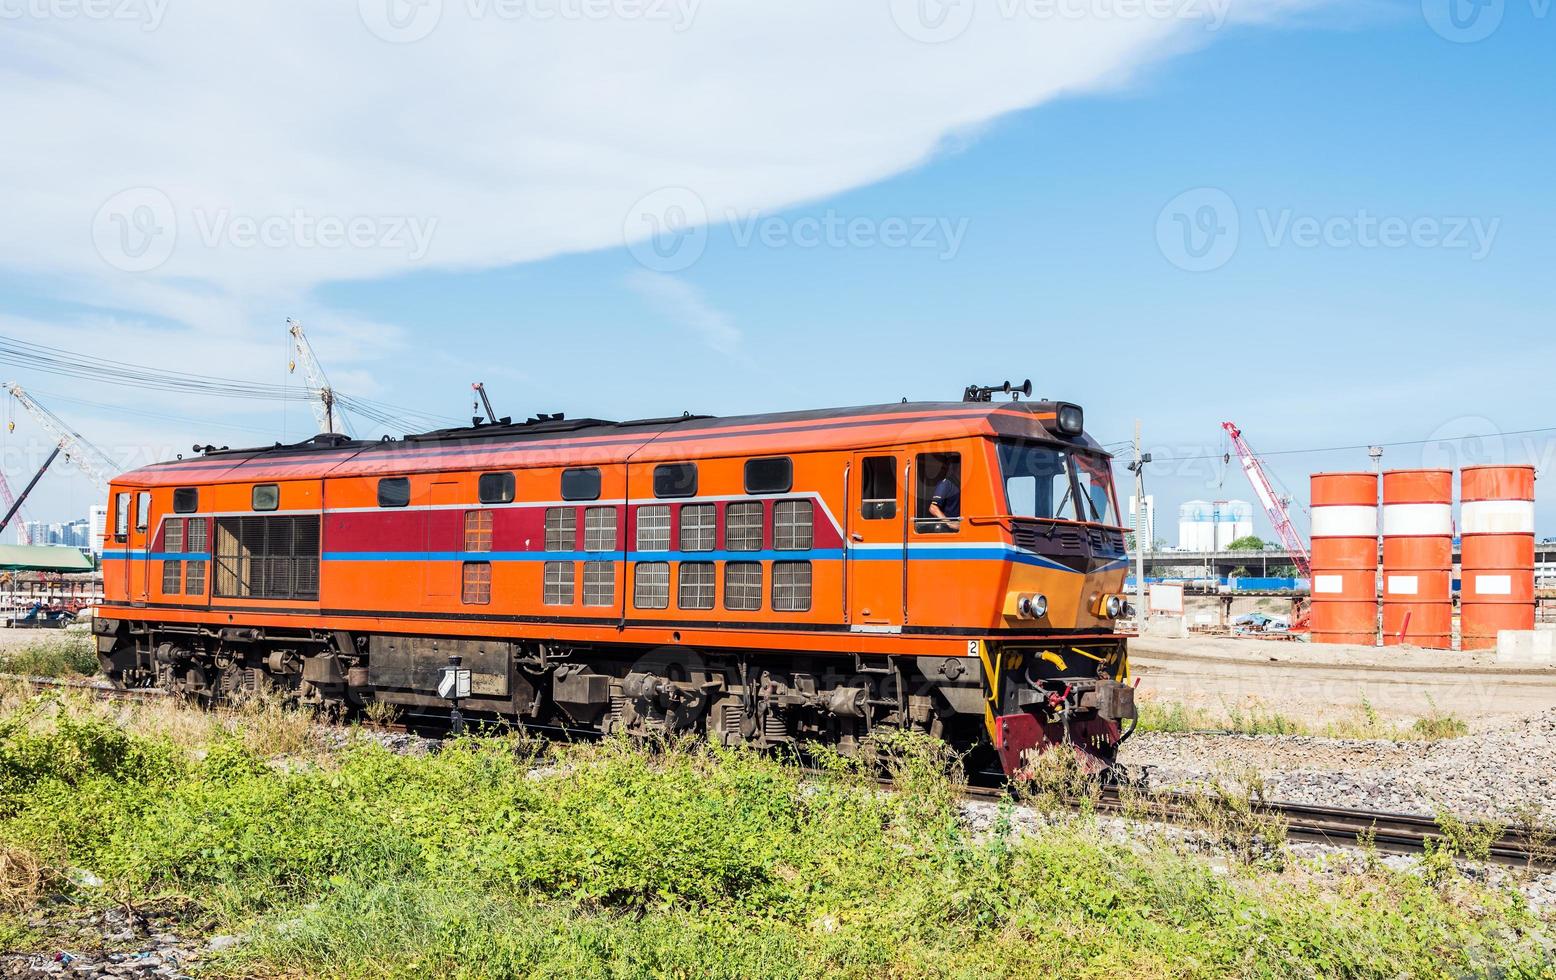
(1121, 708, 1556, 822)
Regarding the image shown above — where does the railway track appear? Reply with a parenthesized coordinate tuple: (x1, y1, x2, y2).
(9, 673, 1553, 867)
(960, 781, 1556, 867)
(2, 673, 173, 703)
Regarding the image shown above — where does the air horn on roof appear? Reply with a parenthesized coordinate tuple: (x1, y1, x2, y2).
(962, 379, 1033, 403)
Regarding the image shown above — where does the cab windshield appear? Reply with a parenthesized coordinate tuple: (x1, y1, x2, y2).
(997, 440, 1120, 526)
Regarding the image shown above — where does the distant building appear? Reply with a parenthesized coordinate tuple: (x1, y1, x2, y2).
(62, 519, 90, 549)
(15, 516, 95, 552)
(1177, 499, 1255, 551)
(89, 505, 108, 554)
(1127, 494, 1156, 547)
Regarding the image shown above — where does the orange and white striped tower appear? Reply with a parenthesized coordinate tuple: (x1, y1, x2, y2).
(1310, 472, 1379, 645)
(1459, 465, 1536, 651)
(1380, 469, 1453, 648)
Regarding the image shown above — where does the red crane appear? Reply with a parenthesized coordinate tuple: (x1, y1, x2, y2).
(1221, 422, 1312, 579)
(0, 472, 30, 545)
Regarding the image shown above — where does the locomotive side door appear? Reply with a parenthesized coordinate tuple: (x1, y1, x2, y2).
(107, 490, 131, 604)
(846, 453, 905, 631)
(424, 480, 460, 603)
(130, 490, 151, 607)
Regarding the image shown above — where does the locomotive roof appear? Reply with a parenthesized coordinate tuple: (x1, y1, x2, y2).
(114, 398, 1106, 487)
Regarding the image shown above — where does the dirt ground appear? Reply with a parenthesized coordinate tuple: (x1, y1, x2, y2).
(0, 624, 86, 650)
(1131, 632, 1556, 730)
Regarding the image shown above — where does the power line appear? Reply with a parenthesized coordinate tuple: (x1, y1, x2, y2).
(0, 333, 464, 434)
(1116, 425, 1556, 464)
(20, 387, 285, 438)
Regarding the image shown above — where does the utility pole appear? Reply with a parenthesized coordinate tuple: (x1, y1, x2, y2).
(1128, 420, 1152, 623)
(1369, 445, 1383, 479)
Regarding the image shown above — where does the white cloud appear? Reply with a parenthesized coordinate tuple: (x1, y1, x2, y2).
(2, 0, 1326, 298)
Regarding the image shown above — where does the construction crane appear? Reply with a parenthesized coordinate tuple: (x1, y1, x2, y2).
(0, 472, 32, 544)
(287, 318, 353, 437)
(1221, 421, 1312, 579)
(5, 383, 119, 490)
(0, 444, 62, 540)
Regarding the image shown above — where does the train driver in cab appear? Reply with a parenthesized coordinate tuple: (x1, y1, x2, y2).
(924, 462, 960, 533)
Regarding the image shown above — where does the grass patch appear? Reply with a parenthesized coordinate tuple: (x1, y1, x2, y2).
(0, 631, 98, 678)
(0, 695, 1551, 978)
(1136, 693, 1472, 742)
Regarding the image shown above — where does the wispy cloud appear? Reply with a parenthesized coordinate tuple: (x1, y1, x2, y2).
(624, 271, 741, 356)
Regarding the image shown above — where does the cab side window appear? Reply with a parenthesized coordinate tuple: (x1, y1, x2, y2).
(914, 453, 961, 534)
(860, 456, 897, 520)
(114, 492, 130, 542)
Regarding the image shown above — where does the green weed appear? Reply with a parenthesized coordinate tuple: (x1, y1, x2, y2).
(0, 633, 98, 678)
(0, 698, 1551, 978)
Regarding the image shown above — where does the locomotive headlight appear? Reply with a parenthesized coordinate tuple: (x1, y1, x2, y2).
(1055, 403, 1084, 437)
(1018, 593, 1049, 619)
(1104, 595, 1124, 619)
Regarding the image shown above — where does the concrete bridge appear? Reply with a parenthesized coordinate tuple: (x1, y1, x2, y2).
(1131, 541, 1556, 588)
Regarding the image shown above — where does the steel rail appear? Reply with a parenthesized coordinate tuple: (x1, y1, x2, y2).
(960, 781, 1553, 867)
(2, 674, 172, 703)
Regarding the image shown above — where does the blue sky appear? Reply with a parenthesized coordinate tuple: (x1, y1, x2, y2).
(2, 0, 1552, 540)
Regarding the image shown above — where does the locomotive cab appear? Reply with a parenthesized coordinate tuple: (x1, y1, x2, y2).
(976, 401, 1138, 775)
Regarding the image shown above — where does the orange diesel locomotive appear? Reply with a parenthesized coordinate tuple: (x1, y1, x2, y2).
(94, 389, 1137, 773)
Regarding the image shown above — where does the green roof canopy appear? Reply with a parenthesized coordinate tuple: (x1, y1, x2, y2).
(0, 544, 95, 572)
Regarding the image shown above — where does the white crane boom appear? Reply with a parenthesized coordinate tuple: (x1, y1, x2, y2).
(287, 318, 353, 437)
(4, 383, 118, 490)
